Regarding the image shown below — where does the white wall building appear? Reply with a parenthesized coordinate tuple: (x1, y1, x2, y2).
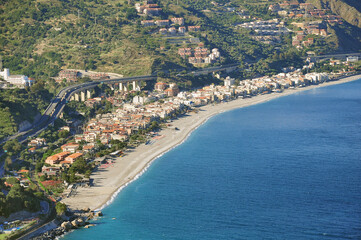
(0, 68, 33, 87)
(224, 76, 235, 87)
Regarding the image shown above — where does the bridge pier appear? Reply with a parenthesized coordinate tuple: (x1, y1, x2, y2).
(70, 96, 75, 101)
(133, 81, 141, 91)
(87, 90, 91, 99)
(81, 91, 86, 102)
(74, 93, 79, 101)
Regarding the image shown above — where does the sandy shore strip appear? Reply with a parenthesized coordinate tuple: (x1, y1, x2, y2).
(61, 74, 361, 211)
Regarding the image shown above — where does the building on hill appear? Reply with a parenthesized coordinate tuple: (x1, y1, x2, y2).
(0, 68, 33, 88)
(41, 166, 61, 177)
(224, 76, 235, 87)
(155, 82, 167, 91)
(164, 83, 180, 97)
(155, 20, 170, 26)
(178, 26, 186, 34)
(63, 153, 83, 165)
(159, 28, 167, 34)
(168, 27, 176, 35)
(141, 20, 155, 26)
(171, 18, 184, 25)
(45, 152, 70, 165)
(144, 7, 162, 16)
(188, 26, 201, 32)
(28, 138, 46, 148)
(61, 142, 79, 153)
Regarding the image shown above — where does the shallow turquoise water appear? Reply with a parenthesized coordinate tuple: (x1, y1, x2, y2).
(64, 79, 361, 239)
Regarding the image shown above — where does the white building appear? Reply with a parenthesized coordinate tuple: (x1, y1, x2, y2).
(0, 68, 33, 87)
(346, 56, 359, 62)
(224, 76, 235, 87)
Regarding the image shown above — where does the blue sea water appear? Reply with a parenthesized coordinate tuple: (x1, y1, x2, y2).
(64, 79, 361, 240)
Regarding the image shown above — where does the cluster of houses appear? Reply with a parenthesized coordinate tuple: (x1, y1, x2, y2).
(291, 21, 327, 36)
(0, 68, 34, 88)
(269, 1, 343, 24)
(141, 18, 201, 36)
(238, 19, 289, 35)
(174, 71, 331, 106)
(291, 21, 328, 48)
(76, 101, 183, 146)
(27, 137, 92, 176)
(178, 47, 221, 64)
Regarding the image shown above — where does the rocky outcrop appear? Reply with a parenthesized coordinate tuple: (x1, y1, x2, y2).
(307, 0, 361, 28)
(60, 221, 72, 231)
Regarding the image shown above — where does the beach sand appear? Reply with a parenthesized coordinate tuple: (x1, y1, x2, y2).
(61, 74, 361, 211)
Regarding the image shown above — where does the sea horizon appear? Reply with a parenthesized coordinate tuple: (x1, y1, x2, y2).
(63, 78, 361, 239)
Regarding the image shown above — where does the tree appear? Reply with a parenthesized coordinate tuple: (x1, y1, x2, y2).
(150, 121, 159, 130)
(58, 130, 70, 139)
(55, 202, 67, 215)
(125, 8, 137, 20)
(3, 139, 22, 155)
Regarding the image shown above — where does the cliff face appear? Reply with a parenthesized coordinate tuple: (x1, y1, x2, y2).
(308, 0, 361, 28)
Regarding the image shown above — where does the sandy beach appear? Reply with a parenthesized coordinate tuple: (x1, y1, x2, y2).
(61, 74, 361, 211)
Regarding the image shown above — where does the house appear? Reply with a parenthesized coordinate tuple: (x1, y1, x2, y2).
(188, 26, 201, 32)
(178, 48, 192, 57)
(168, 27, 176, 35)
(159, 28, 167, 34)
(178, 26, 186, 34)
(164, 84, 180, 97)
(171, 17, 184, 25)
(155, 82, 167, 91)
(224, 76, 235, 87)
(144, 8, 162, 16)
(28, 147, 36, 153)
(61, 142, 79, 153)
(83, 144, 95, 153)
(63, 152, 83, 165)
(141, 20, 155, 26)
(28, 138, 46, 147)
(41, 166, 61, 176)
(346, 56, 359, 62)
(45, 152, 70, 165)
(155, 20, 170, 26)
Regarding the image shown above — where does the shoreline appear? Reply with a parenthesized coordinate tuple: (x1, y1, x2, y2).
(61, 73, 361, 212)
